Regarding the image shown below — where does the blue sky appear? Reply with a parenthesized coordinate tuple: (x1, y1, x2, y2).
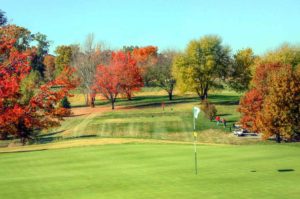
(1, 0, 300, 54)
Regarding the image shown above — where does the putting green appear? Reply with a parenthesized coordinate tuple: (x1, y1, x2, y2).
(0, 143, 299, 199)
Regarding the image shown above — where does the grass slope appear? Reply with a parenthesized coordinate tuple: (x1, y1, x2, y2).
(0, 143, 299, 199)
(40, 92, 244, 144)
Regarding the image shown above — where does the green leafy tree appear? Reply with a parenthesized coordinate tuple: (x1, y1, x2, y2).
(261, 44, 300, 68)
(150, 50, 177, 100)
(173, 35, 231, 100)
(54, 45, 73, 76)
(30, 33, 50, 78)
(229, 48, 256, 92)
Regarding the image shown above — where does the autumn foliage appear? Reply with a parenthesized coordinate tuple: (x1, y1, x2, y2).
(93, 51, 143, 109)
(239, 62, 300, 142)
(0, 25, 78, 143)
(132, 46, 158, 65)
(132, 46, 158, 86)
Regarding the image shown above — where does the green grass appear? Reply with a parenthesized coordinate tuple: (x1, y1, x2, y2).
(38, 92, 244, 144)
(0, 143, 299, 199)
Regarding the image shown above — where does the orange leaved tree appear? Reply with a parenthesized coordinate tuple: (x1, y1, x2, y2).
(132, 46, 157, 86)
(0, 26, 78, 143)
(239, 62, 300, 142)
(256, 65, 300, 142)
(93, 51, 143, 109)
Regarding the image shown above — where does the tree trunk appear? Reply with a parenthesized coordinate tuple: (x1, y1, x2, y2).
(275, 133, 281, 143)
(168, 91, 173, 100)
(85, 93, 90, 106)
(196, 89, 203, 100)
(111, 99, 115, 110)
(200, 94, 208, 101)
(127, 92, 132, 100)
(90, 97, 95, 108)
(168, 85, 174, 101)
(203, 85, 209, 100)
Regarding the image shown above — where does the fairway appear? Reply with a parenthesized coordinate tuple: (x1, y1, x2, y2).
(0, 143, 299, 199)
(38, 92, 246, 144)
(2, 2, 300, 199)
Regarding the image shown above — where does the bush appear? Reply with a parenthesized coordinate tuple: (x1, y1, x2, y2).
(201, 100, 217, 121)
(60, 96, 71, 108)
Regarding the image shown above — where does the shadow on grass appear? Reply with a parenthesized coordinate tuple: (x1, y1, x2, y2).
(67, 114, 87, 117)
(72, 100, 110, 108)
(213, 101, 240, 105)
(0, 149, 48, 154)
(208, 94, 240, 105)
(277, 169, 295, 172)
(37, 131, 97, 144)
(124, 96, 200, 109)
(63, 134, 98, 140)
(71, 94, 240, 109)
(37, 136, 62, 144)
(217, 114, 231, 117)
(39, 130, 65, 137)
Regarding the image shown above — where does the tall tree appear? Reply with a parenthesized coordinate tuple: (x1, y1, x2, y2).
(239, 59, 300, 142)
(30, 33, 50, 78)
(93, 51, 143, 109)
(257, 65, 300, 142)
(228, 48, 256, 92)
(72, 34, 104, 106)
(0, 27, 78, 142)
(239, 62, 284, 133)
(173, 35, 231, 100)
(118, 52, 143, 100)
(150, 50, 177, 100)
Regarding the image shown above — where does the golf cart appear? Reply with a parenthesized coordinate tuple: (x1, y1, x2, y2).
(232, 124, 248, 136)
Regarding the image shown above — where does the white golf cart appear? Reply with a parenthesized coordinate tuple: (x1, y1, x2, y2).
(232, 124, 258, 137)
(232, 124, 248, 136)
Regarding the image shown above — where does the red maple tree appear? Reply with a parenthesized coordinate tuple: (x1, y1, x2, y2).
(93, 51, 143, 109)
(0, 26, 78, 143)
(238, 88, 263, 133)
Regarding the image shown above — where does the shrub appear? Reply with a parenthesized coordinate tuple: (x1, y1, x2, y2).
(60, 96, 71, 109)
(201, 100, 217, 121)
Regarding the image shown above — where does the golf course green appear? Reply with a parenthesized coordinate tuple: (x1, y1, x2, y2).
(0, 143, 299, 199)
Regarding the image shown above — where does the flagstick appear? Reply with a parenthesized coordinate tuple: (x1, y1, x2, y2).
(193, 115, 198, 175)
(194, 133, 197, 175)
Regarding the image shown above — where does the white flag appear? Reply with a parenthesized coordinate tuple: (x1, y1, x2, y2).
(193, 107, 201, 119)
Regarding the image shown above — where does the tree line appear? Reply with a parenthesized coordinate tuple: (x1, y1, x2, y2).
(1, 10, 299, 143)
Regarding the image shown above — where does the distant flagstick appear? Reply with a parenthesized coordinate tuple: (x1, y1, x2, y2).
(193, 107, 200, 175)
